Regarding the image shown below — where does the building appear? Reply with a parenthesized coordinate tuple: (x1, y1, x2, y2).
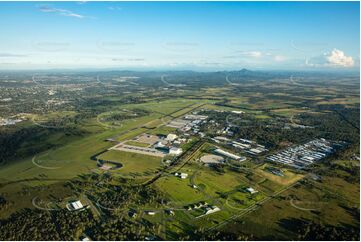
(128, 210, 137, 218)
(180, 173, 188, 179)
(184, 114, 208, 120)
(166, 209, 175, 216)
(205, 206, 221, 215)
(231, 110, 244, 114)
(214, 148, 242, 160)
(66, 200, 84, 211)
(246, 187, 258, 194)
(169, 147, 183, 155)
(166, 133, 178, 141)
(80, 235, 91, 241)
(175, 172, 188, 179)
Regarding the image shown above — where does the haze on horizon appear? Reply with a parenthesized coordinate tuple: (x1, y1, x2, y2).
(0, 1, 359, 71)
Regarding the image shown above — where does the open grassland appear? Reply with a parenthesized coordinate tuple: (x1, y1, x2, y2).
(0, 99, 202, 191)
(317, 97, 359, 104)
(148, 125, 177, 136)
(221, 177, 359, 240)
(193, 166, 248, 197)
(255, 164, 304, 186)
(123, 98, 200, 114)
(97, 150, 162, 178)
(271, 108, 308, 117)
(124, 140, 150, 147)
(226, 190, 265, 210)
(154, 175, 205, 205)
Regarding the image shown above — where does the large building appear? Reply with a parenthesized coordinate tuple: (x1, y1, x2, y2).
(169, 147, 183, 155)
(66, 200, 84, 211)
(214, 148, 246, 161)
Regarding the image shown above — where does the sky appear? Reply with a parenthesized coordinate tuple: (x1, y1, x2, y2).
(0, 1, 359, 71)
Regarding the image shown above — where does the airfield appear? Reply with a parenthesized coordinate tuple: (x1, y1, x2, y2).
(0, 78, 359, 240)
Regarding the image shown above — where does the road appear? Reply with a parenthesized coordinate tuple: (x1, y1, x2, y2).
(206, 179, 303, 232)
(82, 194, 101, 219)
(225, 75, 241, 86)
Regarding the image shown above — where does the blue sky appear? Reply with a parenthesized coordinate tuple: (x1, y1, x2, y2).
(0, 1, 359, 70)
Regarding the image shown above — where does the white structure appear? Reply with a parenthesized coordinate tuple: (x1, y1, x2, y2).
(214, 148, 242, 160)
(80, 236, 91, 241)
(66, 200, 84, 211)
(155, 141, 167, 148)
(246, 187, 258, 194)
(169, 147, 183, 155)
(231, 110, 244, 114)
(249, 148, 263, 154)
(184, 114, 208, 120)
(174, 172, 188, 179)
(180, 173, 188, 179)
(205, 206, 221, 215)
(166, 133, 178, 141)
(214, 136, 230, 142)
(146, 211, 156, 215)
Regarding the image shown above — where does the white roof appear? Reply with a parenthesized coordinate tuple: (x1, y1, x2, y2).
(166, 133, 178, 140)
(246, 187, 257, 194)
(71, 201, 84, 210)
(231, 110, 244, 114)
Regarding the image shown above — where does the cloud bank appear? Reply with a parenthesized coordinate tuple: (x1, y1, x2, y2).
(326, 49, 354, 67)
(306, 48, 355, 68)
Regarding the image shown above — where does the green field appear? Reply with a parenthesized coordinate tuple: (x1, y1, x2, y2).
(0, 99, 202, 192)
(124, 140, 150, 147)
(255, 164, 304, 186)
(97, 150, 163, 177)
(154, 175, 205, 205)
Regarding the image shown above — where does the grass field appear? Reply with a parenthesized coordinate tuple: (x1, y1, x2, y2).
(193, 166, 248, 197)
(226, 190, 265, 209)
(255, 164, 304, 186)
(148, 125, 177, 136)
(124, 140, 150, 147)
(97, 150, 162, 177)
(222, 177, 359, 240)
(154, 175, 205, 205)
(0, 98, 209, 216)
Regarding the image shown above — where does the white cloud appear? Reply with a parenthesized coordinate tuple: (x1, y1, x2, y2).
(237, 51, 262, 58)
(0, 53, 27, 58)
(274, 55, 286, 62)
(39, 6, 85, 19)
(326, 48, 354, 67)
(306, 48, 355, 68)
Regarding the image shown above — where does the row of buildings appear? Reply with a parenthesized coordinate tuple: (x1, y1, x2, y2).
(266, 138, 339, 168)
(231, 138, 268, 156)
(166, 113, 208, 136)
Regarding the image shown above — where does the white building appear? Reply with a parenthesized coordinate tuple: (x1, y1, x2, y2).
(174, 172, 188, 179)
(169, 147, 183, 155)
(166, 133, 178, 141)
(231, 110, 244, 114)
(214, 148, 242, 160)
(180, 173, 188, 179)
(205, 206, 221, 215)
(246, 187, 258, 194)
(66, 200, 84, 211)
